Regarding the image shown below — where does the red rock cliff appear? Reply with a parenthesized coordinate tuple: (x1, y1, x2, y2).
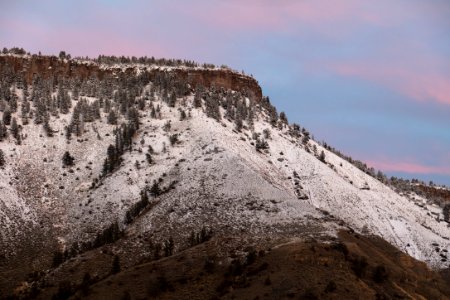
(0, 55, 262, 101)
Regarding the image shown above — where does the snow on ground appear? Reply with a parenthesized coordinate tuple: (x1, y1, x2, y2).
(117, 97, 449, 268)
(256, 126, 450, 267)
(0, 71, 448, 268)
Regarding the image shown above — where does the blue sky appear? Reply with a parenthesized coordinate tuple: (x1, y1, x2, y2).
(1, 0, 449, 185)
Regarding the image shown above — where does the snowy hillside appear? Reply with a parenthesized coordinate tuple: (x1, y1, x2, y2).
(0, 51, 449, 286)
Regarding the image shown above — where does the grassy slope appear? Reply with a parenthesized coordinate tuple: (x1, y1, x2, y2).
(23, 230, 448, 300)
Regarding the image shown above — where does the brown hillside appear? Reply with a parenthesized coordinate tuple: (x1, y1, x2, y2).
(20, 231, 450, 300)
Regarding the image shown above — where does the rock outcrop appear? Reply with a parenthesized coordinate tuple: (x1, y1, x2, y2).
(0, 55, 262, 101)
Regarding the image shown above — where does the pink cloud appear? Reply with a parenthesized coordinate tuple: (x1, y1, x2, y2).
(173, 0, 449, 39)
(331, 61, 450, 105)
(366, 159, 450, 176)
(1, 16, 169, 58)
(175, 0, 382, 35)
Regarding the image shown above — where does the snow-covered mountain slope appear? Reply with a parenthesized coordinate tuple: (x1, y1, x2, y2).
(0, 53, 448, 282)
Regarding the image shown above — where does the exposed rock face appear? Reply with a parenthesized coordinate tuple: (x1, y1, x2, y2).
(0, 55, 108, 82)
(166, 68, 262, 101)
(0, 55, 262, 101)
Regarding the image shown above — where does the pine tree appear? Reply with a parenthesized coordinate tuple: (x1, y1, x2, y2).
(9, 94, 18, 112)
(235, 116, 243, 132)
(150, 105, 157, 118)
(21, 98, 30, 124)
(104, 98, 111, 113)
(255, 138, 269, 152)
(0, 149, 5, 167)
(263, 128, 271, 139)
(92, 100, 101, 120)
(58, 83, 72, 114)
(302, 134, 310, 145)
(34, 98, 47, 124)
(205, 93, 221, 121)
(43, 117, 54, 137)
(102, 158, 110, 177)
(194, 86, 203, 108)
(49, 96, 59, 117)
(179, 108, 187, 121)
(279, 111, 288, 124)
(163, 120, 171, 132)
(3, 109, 11, 126)
(62, 151, 75, 167)
(146, 152, 153, 164)
(162, 89, 169, 104)
(138, 98, 146, 110)
(319, 150, 326, 163)
(107, 110, 118, 125)
(0, 121, 7, 141)
(169, 134, 178, 146)
(65, 126, 72, 141)
(10, 117, 20, 141)
(69, 106, 84, 137)
(150, 181, 161, 197)
(141, 189, 149, 207)
(127, 107, 140, 130)
(168, 92, 177, 107)
(107, 144, 117, 172)
(72, 84, 80, 101)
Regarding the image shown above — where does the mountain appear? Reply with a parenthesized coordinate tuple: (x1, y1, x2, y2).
(0, 49, 449, 299)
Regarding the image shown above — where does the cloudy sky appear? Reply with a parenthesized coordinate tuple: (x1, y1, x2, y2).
(1, 0, 449, 185)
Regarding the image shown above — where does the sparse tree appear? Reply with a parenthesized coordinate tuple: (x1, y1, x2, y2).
(0, 121, 7, 141)
(263, 128, 271, 139)
(107, 109, 118, 125)
(235, 117, 243, 132)
(169, 134, 178, 146)
(149, 181, 161, 197)
(9, 94, 18, 112)
(319, 150, 326, 163)
(10, 117, 20, 141)
(3, 109, 11, 126)
(58, 84, 72, 114)
(205, 93, 221, 121)
(150, 105, 157, 119)
(147, 145, 154, 154)
(163, 120, 171, 132)
(179, 108, 187, 121)
(62, 151, 75, 167)
(255, 138, 269, 152)
(43, 117, 54, 137)
(279, 111, 288, 124)
(59, 50, 67, 60)
(302, 134, 310, 145)
(0, 149, 5, 167)
(168, 92, 176, 107)
(146, 152, 153, 164)
(194, 90, 202, 108)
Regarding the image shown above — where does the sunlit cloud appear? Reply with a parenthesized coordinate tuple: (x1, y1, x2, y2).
(367, 160, 450, 176)
(331, 62, 450, 105)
